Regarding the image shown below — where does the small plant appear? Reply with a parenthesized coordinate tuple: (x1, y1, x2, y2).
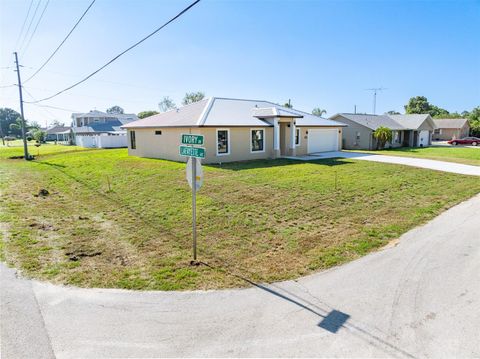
(373, 127, 393, 149)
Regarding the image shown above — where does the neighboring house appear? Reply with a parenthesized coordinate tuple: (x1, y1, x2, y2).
(45, 125, 71, 142)
(70, 110, 138, 148)
(432, 118, 470, 141)
(122, 97, 346, 164)
(330, 113, 436, 150)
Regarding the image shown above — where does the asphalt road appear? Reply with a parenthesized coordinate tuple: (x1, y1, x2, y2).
(2, 194, 479, 358)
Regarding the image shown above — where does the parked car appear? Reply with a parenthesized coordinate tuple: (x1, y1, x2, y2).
(447, 137, 480, 146)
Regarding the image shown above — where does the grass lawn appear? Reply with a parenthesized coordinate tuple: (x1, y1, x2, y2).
(348, 146, 480, 166)
(0, 141, 89, 159)
(1, 147, 479, 290)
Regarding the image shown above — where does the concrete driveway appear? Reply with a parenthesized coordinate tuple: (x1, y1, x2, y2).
(288, 151, 480, 176)
(2, 194, 480, 358)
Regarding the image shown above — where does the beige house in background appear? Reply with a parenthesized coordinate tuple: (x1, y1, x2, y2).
(432, 118, 470, 140)
(122, 97, 346, 164)
(330, 113, 436, 150)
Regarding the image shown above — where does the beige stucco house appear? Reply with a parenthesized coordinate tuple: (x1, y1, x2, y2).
(432, 118, 470, 141)
(122, 97, 346, 163)
(330, 113, 436, 150)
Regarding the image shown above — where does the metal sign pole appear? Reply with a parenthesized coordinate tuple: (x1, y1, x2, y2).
(192, 156, 197, 262)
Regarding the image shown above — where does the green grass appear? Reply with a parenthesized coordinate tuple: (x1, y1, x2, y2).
(0, 141, 89, 159)
(1, 147, 479, 290)
(348, 146, 480, 166)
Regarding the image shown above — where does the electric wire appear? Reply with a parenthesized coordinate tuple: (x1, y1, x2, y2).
(21, 0, 51, 57)
(14, 0, 34, 49)
(24, 0, 96, 83)
(24, 0, 201, 104)
(17, 0, 42, 52)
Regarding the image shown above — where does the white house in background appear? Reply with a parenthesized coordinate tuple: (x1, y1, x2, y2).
(122, 97, 346, 164)
(70, 110, 138, 148)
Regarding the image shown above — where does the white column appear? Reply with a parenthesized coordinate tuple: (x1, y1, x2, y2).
(273, 118, 280, 151)
(289, 120, 296, 156)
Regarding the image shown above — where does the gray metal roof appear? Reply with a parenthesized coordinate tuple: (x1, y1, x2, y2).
(45, 125, 70, 134)
(388, 114, 433, 130)
(433, 118, 469, 129)
(123, 97, 345, 129)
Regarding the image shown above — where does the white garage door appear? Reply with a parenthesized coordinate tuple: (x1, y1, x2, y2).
(308, 128, 338, 153)
(419, 130, 430, 147)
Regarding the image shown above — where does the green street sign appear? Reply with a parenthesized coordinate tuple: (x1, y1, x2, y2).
(181, 134, 204, 145)
(180, 145, 205, 159)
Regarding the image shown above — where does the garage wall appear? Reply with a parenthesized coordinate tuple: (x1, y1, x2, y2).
(330, 115, 373, 150)
(296, 127, 343, 155)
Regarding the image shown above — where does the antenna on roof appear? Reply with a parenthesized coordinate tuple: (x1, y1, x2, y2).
(365, 87, 387, 115)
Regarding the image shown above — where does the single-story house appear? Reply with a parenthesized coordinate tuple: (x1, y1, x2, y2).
(432, 118, 470, 141)
(70, 110, 138, 148)
(122, 97, 346, 163)
(329, 113, 436, 150)
(45, 125, 71, 142)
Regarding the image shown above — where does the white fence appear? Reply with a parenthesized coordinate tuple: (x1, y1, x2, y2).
(75, 134, 127, 148)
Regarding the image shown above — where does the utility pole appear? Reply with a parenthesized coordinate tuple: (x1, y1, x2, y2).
(365, 87, 387, 115)
(14, 52, 30, 160)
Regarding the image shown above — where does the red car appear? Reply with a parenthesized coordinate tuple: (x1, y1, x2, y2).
(448, 137, 480, 146)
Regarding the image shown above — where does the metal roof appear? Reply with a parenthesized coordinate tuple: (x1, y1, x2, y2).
(122, 97, 346, 129)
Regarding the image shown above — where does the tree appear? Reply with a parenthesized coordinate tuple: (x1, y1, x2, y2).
(404, 96, 449, 117)
(312, 108, 326, 116)
(32, 129, 46, 143)
(29, 121, 41, 130)
(283, 99, 293, 108)
(373, 126, 393, 150)
(138, 110, 159, 119)
(468, 107, 480, 136)
(0, 108, 22, 138)
(182, 92, 205, 105)
(106, 105, 124, 114)
(386, 110, 400, 115)
(51, 119, 65, 127)
(158, 96, 176, 112)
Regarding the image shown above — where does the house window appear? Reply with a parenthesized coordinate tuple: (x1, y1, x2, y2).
(130, 130, 136, 149)
(355, 132, 361, 141)
(216, 129, 230, 155)
(251, 129, 265, 152)
(295, 128, 301, 146)
(434, 129, 441, 134)
(394, 131, 400, 143)
(155, 130, 162, 135)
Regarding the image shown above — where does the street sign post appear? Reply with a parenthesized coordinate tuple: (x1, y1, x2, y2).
(179, 145, 205, 159)
(181, 134, 204, 146)
(179, 134, 206, 263)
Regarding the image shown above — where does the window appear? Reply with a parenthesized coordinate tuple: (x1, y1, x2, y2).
(394, 131, 400, 143)
(155, 130, 162, 135)
(216, 129, 230, 155)
(130, 130, 136, 149)
(295, 128, 301, 146)
(356, 131, 361, 140)
(434, 129, 441, 134)
(251, 129, 265, 152)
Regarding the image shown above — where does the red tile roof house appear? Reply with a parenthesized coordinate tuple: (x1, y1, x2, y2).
(122, 97, 346, 164)
(432, 118, 470, 141)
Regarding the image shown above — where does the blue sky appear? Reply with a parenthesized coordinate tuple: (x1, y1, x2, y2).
(1, 0, 479, 126)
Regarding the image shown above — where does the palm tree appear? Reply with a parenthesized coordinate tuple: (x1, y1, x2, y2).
(312, 108, 327, 116)
(373, 126, 393, 149)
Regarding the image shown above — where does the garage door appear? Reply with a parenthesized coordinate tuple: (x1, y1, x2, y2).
(418, 130, 430, 147)
(308, 129, 338, 153)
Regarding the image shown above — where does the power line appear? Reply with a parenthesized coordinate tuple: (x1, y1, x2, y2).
(14, 0, 34, 49)
(18, 0, 42, 52)
(24, 0, 96, 83)
(25, 0, 201, 104)
(21, 0, 50, 57)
